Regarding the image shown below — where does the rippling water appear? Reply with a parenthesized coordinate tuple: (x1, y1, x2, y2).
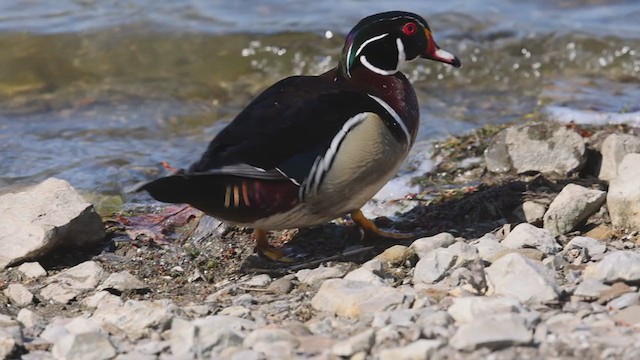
(1, 1, 639, 202)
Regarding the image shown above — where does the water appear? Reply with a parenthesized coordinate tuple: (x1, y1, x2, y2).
(1, 1, 639, 203)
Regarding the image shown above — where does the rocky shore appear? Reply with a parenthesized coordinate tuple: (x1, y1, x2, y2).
(2, 120, 640, 359)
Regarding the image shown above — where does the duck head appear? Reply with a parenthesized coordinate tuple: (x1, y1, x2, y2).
(339, 11, 461, 78)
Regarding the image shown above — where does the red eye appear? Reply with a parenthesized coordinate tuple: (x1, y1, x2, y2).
(402, 22, 417, 36)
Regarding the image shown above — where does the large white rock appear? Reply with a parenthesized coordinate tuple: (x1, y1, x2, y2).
(607, 153, 640, 231)
(543, 184, 606, 236)
(501, 223, 561, 255)
(447, 296, 524, 324)
(0, 178, 106, 268)
(485, 253, 560, 303)
(598, 134, 640, 181)
(51, 332, 116, 360)
(412, 248, 456, 284)
(311, 279, 405, 318)
(584, 251, 640, 284)
(484, 122, 585, 176)
(409, 233, 455, 259)
(450, 314, 533, 351)
(91, 299, 176, 339)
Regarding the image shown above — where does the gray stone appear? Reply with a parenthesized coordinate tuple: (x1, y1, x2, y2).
(447, 296, 524, 324)
(0, 178, 106, 268)
(242, 274, 271, 287)
(608, 292, 640, 310)
(4, 283, 34, 306)
(612, 305, 640, 326)
(64, 317, 101, 335)
(81, 291, 123, 309)
(471, 234, 507, 263)
(413, 248, 456, 284)
(244, 328, 297, 348)
(0, 326, 22, 359)
(21, 351, 55, 360)
(267, 275, 294, 295)
(331, 328, 374, 357)
(501, 223, 561, 255)
(40, 318, 71, 343)
(522, 201, 547, 223)
(447, 242, 480, 268)
(484, 122, 585, 176)
(91, 299, 175, 339)
(295, 266, 345, 286)
(218, 306, 251, 318)
(485, 253, 560, 303)
(598, 134, 640, 181)
(252, 340, 296, 359)
(114, 352, 156, 360)
(51, 332, 116, 360)
(543, 184, 606, 236)
(607, 153, 640, 231)
(227, 349, 262, 360)
(170, 315, 255, 358)
(48, 261, 107, 290)
(344, 267, 386, 286)
(574, 279, 610, 299)
(17, 309, 42, 329)
(584, 251, 640, 283)
(378, 339, 443, 360)
(410, 233, 455, 259)
(566, 236, 607, 256)
(97, 271, 147, 293)
(17, 262, 47, 278)
(133, 339, 170, 355)
(450, 314, 533, 351)
(0, 314, 19, 328)
(40, 283, 82, 304)
(375, 245, 416, 265)
(311, 279, 405, 318)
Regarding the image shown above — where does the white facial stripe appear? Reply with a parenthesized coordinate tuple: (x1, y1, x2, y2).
(360, 55, 396, 75)
(355, 33, 388, 56)
(345, 43, 354, 77)
(435, 48, 455, 61)
(368, 94, 411, 145)
(396, 38, 406, 65)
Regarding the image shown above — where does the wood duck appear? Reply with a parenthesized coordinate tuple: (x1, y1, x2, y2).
(140, 11, 461, 260)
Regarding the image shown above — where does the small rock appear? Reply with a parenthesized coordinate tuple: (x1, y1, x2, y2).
(608, 292, 640, 310)
(375, 245, 416, 265)
(64, 317, 101, 335)
(40, 318, 71, 343)
(252, 340, 296, 359)
(298, 335, 334, 356)
(97, 271, 147, 293)
(543, 184, 606, 236)
(311, 279, 405, 318)
(501, 223, 561, 255)
(0, 326, 22, 359)
(40, 283, 82, 304)
(170, 316, 255, 358)
(243, 328, 297, 348)
(447, 296, 524, 324)
(17, 309, 42, 329)
(598, 134, 640, 181)
(566, 236, 607, 256)
(607, 153, 640, 231)
(585, 224, 614, 240)
(227, 349, 262, 360)
(17, 262, 47, 278)
(81, 291, 123, 309)
(492, 248, 545, 262)
(612, 305, 640, 326)
(115, 352, 156, 360)
(331, 329, 375, 357)
(21, 350, 55, 360)
(410, 233, 455, 259)
(485, 253, 560, 303)
(296, 266, 345, 286)
(450, 314, 533, 351)
(597, 282, 633, 304)
(378, 339, 442, 360)
(413, 248, 456, 284)
(267, 275, 294, 295)
(47, 261, 107, 290)
(584, 251, 640, 284)
(344, 267, 386, 286)
(447, 242, 480, 268)
(51, 332, 116, 360)
(471, 234, 507, 263)
(4, 283, 34, 306)
(0, 178, 106, 268)
(521, 201, 547, 224)
(243, 274, 271, 287)
(574, 279, 610, 299)
(91, 300, 175, 339)
(484, 122, 585, 176)
(219, 306, 251, 318)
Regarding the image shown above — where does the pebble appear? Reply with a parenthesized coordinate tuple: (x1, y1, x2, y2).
(81, 290, 124, 309)
(450, 314, 533, 351)
(409, 233, 456, 259)
(311, 279, 405, 318)
(51, 332, 116, 360)
(17, 262, 47, 278)
(378, 339, 443, 360)
(331, 328, 375, 357)
(584, 251, 640, 283)
(267, 275, 294, 295)
(543, 184, 606, 236)
(243, 328, 298, 348)
(295, 266, 346, 286)
(170, 316, 255, 358)
(485, 253, 560, 303)
(344, 267, 386, 286)
(501, 223, 561, 255)
(97, 271, 148, 293)
(242, 274, 272, 287)
(4, 283, 34, 306)
(566, 236, 607, 256)
(607, 153, 640, 230)
(219, 306, 251, 318)
(447, 296, 524, 324)
(91, 300, 176, 339)
(413, 248, 456, 284)
(375, 245, 416, 265)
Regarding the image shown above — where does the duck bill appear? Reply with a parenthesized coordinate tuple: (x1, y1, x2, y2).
(423, 30, 461, 68)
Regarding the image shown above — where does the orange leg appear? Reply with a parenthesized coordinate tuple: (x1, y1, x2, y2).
(254, 229, 294, 262)
(350, 209, 413, 240)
